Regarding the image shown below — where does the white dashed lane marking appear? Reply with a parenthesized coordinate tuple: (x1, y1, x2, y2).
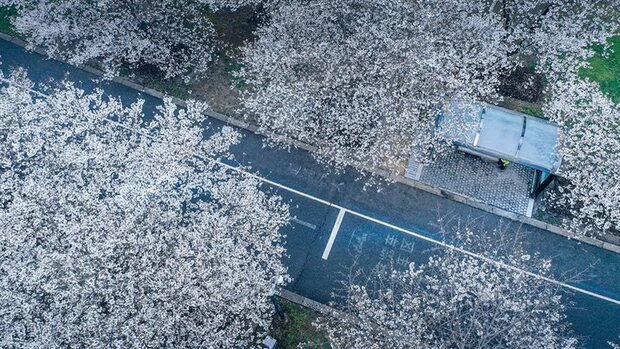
(322, 208, 346, 260)
(291, 217, 317, 230)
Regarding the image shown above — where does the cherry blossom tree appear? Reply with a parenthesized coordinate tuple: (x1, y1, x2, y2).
(0, 0, 218, 79)
(0, 70, 289, 348)
(239, 0, 617, 172)
(0, 0, 282, 78)
(314, 231, 577, 349)
(543, 75, 620, 236)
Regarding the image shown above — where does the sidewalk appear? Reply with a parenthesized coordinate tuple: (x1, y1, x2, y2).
(406, 150, 535, 217)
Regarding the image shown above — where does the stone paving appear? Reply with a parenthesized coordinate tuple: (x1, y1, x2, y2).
(406, 150, 535, 216)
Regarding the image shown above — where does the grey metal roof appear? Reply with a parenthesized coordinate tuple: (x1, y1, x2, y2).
(437, 103, 562, 174)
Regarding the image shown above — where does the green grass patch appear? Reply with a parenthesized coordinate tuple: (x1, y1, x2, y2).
(580, 35, 620, 103)
(224, 57, 247, 90)
(272, 300, 331, 349)
(533, 209, 564, 227)
(141, 77, 190, 100)
(522, 105, 546, 119)
(0, 6, 19, 37)
(494, 97, 548, 120)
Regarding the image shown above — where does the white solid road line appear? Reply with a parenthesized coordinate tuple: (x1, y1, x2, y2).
(6, 78, 620, 306)
(217, 154, 620, 305)
(346, 210, 620, 305)
(322, 209, 346, 260)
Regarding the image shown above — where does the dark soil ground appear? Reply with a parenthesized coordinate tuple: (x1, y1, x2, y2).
(536, 178, 620, 241)
(499, 64, 545, 103)
(493, 63, 546, 118)
(130, 6, 264, 116)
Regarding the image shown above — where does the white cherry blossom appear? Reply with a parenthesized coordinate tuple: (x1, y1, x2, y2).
(0, 70, 289, 348)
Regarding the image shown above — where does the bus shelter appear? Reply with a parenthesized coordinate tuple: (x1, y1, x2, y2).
(437, 103, 562, 198)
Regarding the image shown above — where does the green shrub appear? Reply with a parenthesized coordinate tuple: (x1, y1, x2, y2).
(0, 6, 19, 37)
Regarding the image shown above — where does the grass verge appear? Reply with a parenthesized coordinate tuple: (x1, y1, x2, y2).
(223, 56, 247, 90)
(140, 76, 190, 100)
(495, 96, 547, 120)
(0, 6, 19, 37)
(271, 298, 331, 349)
(580, 35, 620, 104)
(533, 209, 564, 227)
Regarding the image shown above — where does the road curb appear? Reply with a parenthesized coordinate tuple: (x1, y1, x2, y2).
(277, 288, 334, 315)
(1, 33, 618, 255)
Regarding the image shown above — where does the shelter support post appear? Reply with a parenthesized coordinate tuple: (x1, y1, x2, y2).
(530, 172, 556, 198)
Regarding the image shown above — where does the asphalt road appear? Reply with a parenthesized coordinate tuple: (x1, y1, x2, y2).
(1, 38, 619, 347)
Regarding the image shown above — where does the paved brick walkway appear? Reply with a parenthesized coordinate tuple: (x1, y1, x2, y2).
(406, 150, 535, 216)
